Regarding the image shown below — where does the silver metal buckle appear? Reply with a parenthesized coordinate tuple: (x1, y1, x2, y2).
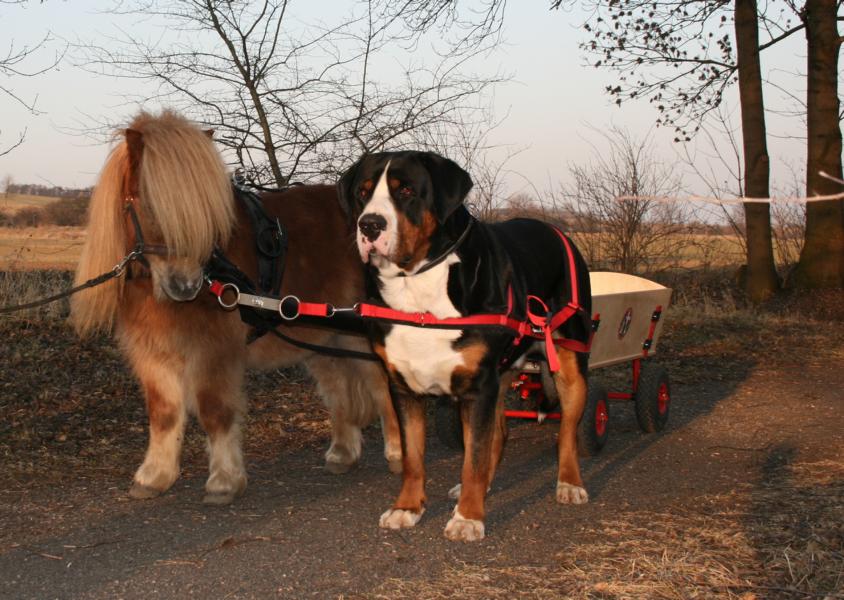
(216, 282, 241, 310)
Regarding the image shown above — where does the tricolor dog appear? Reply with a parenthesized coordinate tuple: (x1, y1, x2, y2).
(338, 151, 592, 541)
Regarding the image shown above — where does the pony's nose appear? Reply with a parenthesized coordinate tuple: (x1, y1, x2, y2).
(358, 213, 387, 242)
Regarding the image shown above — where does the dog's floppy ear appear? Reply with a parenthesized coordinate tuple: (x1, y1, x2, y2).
(419, 152, 473, 223)
(337, 156, 365, 217)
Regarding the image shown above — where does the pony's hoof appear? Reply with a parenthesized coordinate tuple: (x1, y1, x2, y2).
(128, 482, 163, 500)
(203, 491, 236, 505)
(387, 458, 403, 474)
(444, 510, 485, 542)
(325, 459, 357, 475)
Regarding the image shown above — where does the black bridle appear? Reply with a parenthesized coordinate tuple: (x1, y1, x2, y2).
(123, 199, 170, 269)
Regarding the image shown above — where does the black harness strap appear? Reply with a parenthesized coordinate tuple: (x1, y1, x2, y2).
(0, 268, 126, 314)
(205, 186, 377, 360)
(235, 186, 287, 296)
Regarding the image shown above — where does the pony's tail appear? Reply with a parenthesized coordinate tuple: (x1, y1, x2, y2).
(70, 144, 129, 337)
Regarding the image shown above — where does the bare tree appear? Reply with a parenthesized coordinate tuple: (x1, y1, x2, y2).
(570, 0, 800, 299)
(770, 163, 806, 273)
(80, 0, 503, 186)
(551, 127, 694, 274)
(792, 0, 844, 288)
(409, 106, 524, 221)
(0, 1, 64, 156)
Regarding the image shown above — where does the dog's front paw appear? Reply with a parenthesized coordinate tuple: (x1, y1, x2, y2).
(379, 508, 424, 530)
(444, 510, 485, 542)
(556, 481, 589, 504)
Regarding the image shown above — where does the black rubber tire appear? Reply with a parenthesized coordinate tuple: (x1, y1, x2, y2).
(577, 384, 610, 457)
(435, 398, 463, 450)
(634, 362, 671, 433)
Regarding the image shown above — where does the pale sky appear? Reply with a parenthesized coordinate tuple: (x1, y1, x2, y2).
(0, 1, 810, 198)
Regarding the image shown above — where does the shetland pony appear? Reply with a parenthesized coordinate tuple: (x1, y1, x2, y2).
(71, 110, 401, 504)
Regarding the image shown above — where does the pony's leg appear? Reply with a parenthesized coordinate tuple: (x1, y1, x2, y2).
(553, 348, 589, 505)
(192, 354, 248, 505)
(305, 352, 401, 473)
(129, 356, 187, 499)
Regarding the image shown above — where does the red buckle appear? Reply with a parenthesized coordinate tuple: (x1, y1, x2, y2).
(209, 280, 225, 297)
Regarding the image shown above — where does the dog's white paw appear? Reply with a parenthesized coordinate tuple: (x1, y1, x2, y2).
(379, 508, 424, 530)
(447, 483, 461, 500)
(444, 509, 485, 542)
(556, 481, 589, 505)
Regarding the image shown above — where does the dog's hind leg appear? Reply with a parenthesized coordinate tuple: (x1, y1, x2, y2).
(128, 351, 188, 500)
(191, 350, 248, 505)
(553, 348, 589, 505)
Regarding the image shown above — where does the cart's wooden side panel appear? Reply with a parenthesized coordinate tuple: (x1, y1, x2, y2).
(586, 272, 672, 369)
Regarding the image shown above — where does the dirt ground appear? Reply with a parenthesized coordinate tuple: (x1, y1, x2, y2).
(1, 291, 842, 599)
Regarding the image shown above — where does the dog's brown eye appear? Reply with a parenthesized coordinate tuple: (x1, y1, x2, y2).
(399, 185, 413, 198)
(359, 187, 368, 198)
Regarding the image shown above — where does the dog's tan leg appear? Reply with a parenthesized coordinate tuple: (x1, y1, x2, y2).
(446, 375, 508, 542)
(553, 348, 589, 504)
(380, 390, 427, 529)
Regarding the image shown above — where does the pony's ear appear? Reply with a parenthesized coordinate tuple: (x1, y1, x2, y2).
(204, 129, 215, 139)
(418, 152, 473, 223)
(337, 156, 365, 218)
(125, 128, 144, 164)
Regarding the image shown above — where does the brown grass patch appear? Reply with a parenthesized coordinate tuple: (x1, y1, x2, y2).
(0, 193, 62, 213)
(0, 226, 84, 270)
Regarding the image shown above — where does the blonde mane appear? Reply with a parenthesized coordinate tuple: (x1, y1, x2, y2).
(71, 110, 235, 335)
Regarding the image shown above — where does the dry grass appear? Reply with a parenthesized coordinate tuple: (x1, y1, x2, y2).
(0, 226, 84, 270)
(0, 269, 73, 320)
(0, 193, 62, 213)
(372, 459, 844, 599)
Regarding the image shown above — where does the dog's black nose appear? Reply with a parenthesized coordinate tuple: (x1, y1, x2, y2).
(358, 213, 387, 242)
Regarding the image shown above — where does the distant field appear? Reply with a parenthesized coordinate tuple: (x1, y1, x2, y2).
(0, 226, 84, 270)
(0, 226, 750, 272)
(0, 193, 63, 213)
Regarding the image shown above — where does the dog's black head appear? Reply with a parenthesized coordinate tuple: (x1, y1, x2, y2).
(338, 150, 473, 271)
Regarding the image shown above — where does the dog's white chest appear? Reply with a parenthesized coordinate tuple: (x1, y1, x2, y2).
(380, 258, 464, 395)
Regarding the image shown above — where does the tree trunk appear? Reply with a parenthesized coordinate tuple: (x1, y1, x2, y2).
(792, 0, 844, 289)
(734, 0, 779, 302)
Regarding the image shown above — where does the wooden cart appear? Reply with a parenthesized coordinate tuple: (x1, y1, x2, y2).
(435, 272, 673, 455)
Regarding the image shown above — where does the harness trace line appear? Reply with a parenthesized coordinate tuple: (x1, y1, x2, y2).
(207, 225, 591, 372)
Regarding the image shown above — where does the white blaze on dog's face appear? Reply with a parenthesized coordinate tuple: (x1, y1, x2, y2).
(339, 151, 473, 273)
(356, 161, 398, 265)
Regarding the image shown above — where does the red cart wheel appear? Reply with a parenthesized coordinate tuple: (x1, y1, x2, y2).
(577, 385, 609, 457)
(634, 362, 671, 433)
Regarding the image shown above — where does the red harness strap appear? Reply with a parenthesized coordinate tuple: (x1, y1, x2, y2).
(208, 226, 589, 372)
(355, 226, 588, 372)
